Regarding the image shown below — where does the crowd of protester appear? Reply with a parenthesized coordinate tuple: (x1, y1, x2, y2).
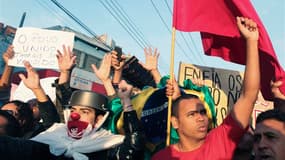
(0, 17, 284, 160)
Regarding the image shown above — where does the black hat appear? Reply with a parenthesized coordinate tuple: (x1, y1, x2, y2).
(68, 90, 108, 112)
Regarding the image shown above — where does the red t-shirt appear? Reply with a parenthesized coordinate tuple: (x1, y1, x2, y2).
(152, 115, 246, 160)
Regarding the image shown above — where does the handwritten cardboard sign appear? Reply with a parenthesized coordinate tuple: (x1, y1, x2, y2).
(9, 27, 74, 69)
(178, 62, 273, 126)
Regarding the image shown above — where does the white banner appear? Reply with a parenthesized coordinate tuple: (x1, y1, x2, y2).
(9, 27, 74, 69)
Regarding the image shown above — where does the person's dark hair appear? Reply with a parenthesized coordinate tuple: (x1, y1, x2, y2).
(27, 98, 38, 108)
(0, 110, 21, 137)
(256, 109, 285, 124)
(122, 56, 156, 89)
(172, 94, 199, 117)
(94, 108, 106, 117)
(273, 98, 285, 111)
(27, 98, 40, 121)
(3, 100, 34, 134)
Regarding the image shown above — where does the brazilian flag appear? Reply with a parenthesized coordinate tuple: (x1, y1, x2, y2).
(105, 76, 216, 159)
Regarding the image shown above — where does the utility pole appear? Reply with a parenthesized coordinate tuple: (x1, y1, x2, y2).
(19, 12, 26, 27)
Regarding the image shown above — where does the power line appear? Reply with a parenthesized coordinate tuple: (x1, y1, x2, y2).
(184, 32, 205, 64)
(50, 0, 112, 50)
(187, 33, 203, 59)
(36, 0, 78, 30)
(149, 0, 187, 73)
(106, 1, 145, 48)
(150, 0, 193, 62)
(163, 0, 172, 14)
(160, 0, 196, 58)
(163, 0, 205, 64)
(163, 0, 195, 55)
(105, 0, 146, 48)
(102, 0, 168, 74)
(110, 0, 151, 47)
(180, 33, 197, 60)
(50, 0, 97, 37)
(99, 0, 145, 50)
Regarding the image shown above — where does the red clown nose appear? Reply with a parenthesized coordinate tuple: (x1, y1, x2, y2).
(70, 112, 80, 121)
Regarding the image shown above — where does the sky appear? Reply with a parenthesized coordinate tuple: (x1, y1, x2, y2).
(0, 0, 284, 76)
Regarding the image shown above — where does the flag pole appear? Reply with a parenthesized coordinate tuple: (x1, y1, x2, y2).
(166, 27, 176, 146)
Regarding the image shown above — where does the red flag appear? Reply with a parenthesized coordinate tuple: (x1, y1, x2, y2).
(173, 0, 285, 100)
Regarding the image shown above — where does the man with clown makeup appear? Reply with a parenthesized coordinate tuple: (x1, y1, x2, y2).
(0, 49, 145, 160)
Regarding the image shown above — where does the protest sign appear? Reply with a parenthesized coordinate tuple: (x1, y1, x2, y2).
(178, 62, 273, 126)
(9, 27, 74, 69)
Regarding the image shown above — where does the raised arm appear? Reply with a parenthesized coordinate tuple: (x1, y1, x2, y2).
(108, 80, 145, 159)
(91, 53, 115, 96)
(19, 61, 60, 126)
(56, 45, 76, 84)
(231, 17, 260, 129)
(111, 50, 126, 85)
(19, 61, 48, 102)
(117, 80, 133, 112)
(0, 45, 14, 89)
(54, 45, 76, 122)
(139, 47, 161, 84)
